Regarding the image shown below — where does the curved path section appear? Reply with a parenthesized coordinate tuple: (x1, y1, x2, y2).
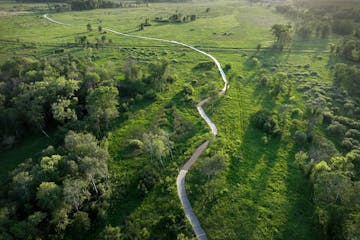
(43, 14, 228, 240)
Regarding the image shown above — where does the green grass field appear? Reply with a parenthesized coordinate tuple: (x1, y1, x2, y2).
(0, 0, 345, 238)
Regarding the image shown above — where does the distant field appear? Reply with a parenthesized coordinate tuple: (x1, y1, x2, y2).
(0, 0, 344, 239)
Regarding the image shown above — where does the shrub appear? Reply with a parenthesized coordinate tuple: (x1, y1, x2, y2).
(261, 135, 268, 144)
(135, 94, 143, 102)
(144, 89, 156, 99)
(194, 61, 214, 70)
(182, 84, 194, 96)
(224, 64, 232, 72)
(259, 75, 269, 86)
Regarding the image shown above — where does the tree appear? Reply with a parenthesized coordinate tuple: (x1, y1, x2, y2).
(305, 98, 325, 138)
(50, 207, 70, 237)
(64, 131, 109, 160)
(256, 43, 261, 53)
(71, 211, 91, 235)
(297, 25, 312, 39)
(84, 71, 101, 90)
(9, 171, 33, 202)
(63, 178, 90, 211)
(295, 130, 307, 145)
(252, 109, 281, 136)
(36, 182, 62, 210)
(201, 154, 227, 186)
(148, 60, 169, 92)
(79, 156, 107, 193)
(327, 122, 346, 137)
(123, 57, 140, 82)
(52, 98, 78, 124)
(87, 23, 92, 32)
(142, 130, 172, 168)
(86, 86, 119, 136)
(271, 24, 292, 50)
(100, 225, 123, 240)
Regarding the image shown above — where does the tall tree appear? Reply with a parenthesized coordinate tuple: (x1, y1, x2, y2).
(63, 178, 90, 211)
(271, 24, 292, 50)
(86, 86, 119, 136)
(36, 181, 62, 210)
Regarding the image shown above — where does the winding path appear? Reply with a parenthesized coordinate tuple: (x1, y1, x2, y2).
(43, 14, 228, 239)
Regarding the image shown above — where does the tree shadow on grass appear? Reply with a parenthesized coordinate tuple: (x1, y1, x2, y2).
(279, 144, 323, 240)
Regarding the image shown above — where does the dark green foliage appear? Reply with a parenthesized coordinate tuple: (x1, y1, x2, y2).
(335, 39, 360, 62)
(271, 24, 292, 50)
(334, 63, 360, 98)
(193, 61, 215, 70)
(341, 138, 359, 151)
(100, 225, 122, 240)
(252, 110, 281, 137)
(332, 20, 354, 36)
(0, 131, 110, 239)
(86, 86, 119, 137)
(295, 130, 307, 145)
(0, 56, 97, 144)
(297, 25, 313, 39)
(327, 121, 347, 137)
(71, 0, 121, 11)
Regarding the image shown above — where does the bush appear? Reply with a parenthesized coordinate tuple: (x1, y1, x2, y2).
(327, 121, 347, 137)
(144, 89, 156, 99)
(247, 57, 261, 68)
(252, 110, 281, 136)
(193, 61, 214, 70)
(182, 84, 194, 96)
(224, 64, 231, 72)
(258, 75, 269, 86)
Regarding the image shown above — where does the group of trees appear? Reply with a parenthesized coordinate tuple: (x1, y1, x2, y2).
(119, 57, 176, 101)
(70, 0, 121, 11)
(334, 63, 360, 98)
(334, 39, 360, 62)
(295, 146, 360, 239)
(276, 3, 359, 38)
(290, 67, 360, 239)
(0, 55, 119, 146)
(153, 13, 197, 25)
(0, 131, 111, 239)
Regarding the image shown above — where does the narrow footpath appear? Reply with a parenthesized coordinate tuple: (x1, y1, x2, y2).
(43, 14, 229, 239)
